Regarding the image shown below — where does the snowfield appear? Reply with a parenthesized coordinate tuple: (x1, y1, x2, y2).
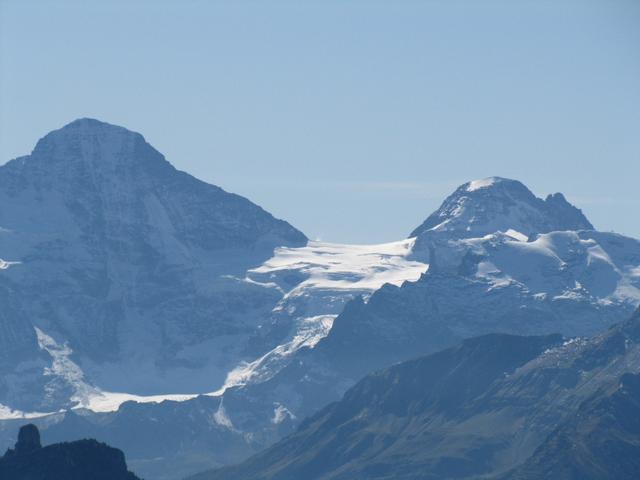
(248, 238, 428, 291)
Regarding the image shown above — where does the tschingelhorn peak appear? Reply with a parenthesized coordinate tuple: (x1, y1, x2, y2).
(411, 176, 593, 241)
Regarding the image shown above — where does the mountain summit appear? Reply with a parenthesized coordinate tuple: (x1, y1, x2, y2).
(4, 118, 306, 250)
(32, 118, 152, 164)
(411, 177, 593, 241)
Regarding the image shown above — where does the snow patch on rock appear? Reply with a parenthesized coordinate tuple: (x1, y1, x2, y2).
(213, 398, 234, 429)
(467, 177, 498, 192)
(271, 403, 296, 424)
(214, 315, 337, 394)
(0, 259, 20, 270)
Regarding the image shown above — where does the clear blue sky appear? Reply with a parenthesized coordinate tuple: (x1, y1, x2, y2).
(1, 0, 639, 243)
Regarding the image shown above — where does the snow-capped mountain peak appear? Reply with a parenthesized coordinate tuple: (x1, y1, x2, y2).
(0, 119, 307, 412)
(410, 177, 593, 241)
(29, 118, 163, 171)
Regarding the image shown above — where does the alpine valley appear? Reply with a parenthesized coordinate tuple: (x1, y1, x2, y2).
(1, 120, 639, 479)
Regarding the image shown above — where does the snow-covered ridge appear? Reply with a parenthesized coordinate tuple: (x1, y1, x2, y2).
(427, 230, 640, 311)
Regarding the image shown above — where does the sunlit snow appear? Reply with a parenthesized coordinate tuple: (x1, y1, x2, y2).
(0, 258, 20, 270)
(212, 315, 337, 394)
(249, 238, 428, 291)
(30, 327, 201, 416)
(504, 229, 528, 242)
(0, 403, 53, 420)
(466, 177, 498, 192)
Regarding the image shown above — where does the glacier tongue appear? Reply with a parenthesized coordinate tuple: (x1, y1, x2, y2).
(213, 314, 337, 394)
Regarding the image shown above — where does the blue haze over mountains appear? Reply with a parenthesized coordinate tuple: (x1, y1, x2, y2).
(0, 120, 639, 479)
(3, 0, 639, 245)
(194, 309, 640, 480)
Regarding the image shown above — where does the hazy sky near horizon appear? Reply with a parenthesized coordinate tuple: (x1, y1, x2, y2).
(1, 0, 639, 243)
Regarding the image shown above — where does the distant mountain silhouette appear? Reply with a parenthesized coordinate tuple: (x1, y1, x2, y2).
(0, 424, 140, 480)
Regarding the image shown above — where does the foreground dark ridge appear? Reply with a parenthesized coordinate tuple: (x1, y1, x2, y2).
(190, 308, 640, 480)
(0, 424, 140, 480)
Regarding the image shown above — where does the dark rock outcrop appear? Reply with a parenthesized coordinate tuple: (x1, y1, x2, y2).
(14, 423, 41, 454)
(0, 424, 140, 480)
